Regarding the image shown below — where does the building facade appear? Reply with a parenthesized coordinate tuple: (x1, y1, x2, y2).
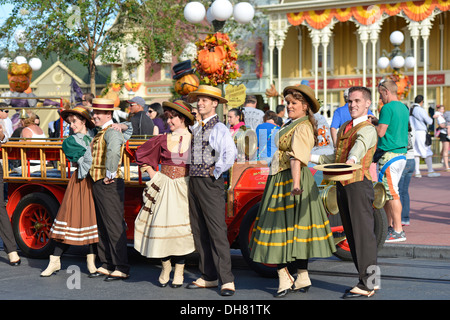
(257, 0, 450, 119)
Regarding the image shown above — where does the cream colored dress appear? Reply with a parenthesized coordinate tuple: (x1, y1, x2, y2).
(133, 129, 195, 258)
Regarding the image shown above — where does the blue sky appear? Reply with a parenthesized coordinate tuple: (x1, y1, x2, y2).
(0, 4, 13, 21)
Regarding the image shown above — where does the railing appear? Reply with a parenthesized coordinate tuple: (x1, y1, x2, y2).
(2, 138, 148, 185)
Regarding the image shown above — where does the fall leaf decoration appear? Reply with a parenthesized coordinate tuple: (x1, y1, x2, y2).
(194, 32, 241, 86)
(389, 70, 411, 100)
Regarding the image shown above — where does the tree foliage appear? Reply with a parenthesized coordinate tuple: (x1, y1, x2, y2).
(0, 0, 202, 93)
(0, 0, 267, 94)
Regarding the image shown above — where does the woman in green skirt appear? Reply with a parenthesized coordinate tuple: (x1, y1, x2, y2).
(249, 85, 336, 297)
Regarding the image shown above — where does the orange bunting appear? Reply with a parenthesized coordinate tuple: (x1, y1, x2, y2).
(124, 82, 142, 92)
(351, 6, 383, 25)
(110, 83, 122, 92)
(286, 0, 450, 29)
(435, 0, 450, 11)
(287, 12, 307, 26)
(305, 9, 333, 30)
(380, 3, 403, 16)
(402, 0, 435, 21)
(334, 7, 352, 22)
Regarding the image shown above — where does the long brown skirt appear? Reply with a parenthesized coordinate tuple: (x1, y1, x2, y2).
(49, 171, 98, 245)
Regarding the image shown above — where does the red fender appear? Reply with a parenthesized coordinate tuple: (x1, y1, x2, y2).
(6, 183, 66, 219)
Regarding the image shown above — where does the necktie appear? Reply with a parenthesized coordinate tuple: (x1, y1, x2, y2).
(344, 120, 353, 134)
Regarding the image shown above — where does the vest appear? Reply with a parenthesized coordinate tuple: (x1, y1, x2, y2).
(335, 120, 376, 186)
(90, 125, 124, 182)
(189, 115, 219, 177)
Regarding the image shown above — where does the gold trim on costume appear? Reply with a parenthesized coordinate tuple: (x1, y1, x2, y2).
(251, 232, 334, 247)
(274, 179, 293, 186)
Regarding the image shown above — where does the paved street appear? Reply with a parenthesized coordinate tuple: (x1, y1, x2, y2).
(1, 166, 449, 312)
(0, 246, 449, 306)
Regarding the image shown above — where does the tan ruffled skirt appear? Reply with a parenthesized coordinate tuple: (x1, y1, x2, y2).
(134, 171, 195, 258)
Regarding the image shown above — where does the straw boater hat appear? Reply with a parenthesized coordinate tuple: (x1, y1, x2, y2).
(313, 163, 362, 181)
(90, 98, 119, 111)
(61, 105, 95, 129)
(187, 85, 228, 104)
(283, 84, 320, 114)
(162, 100, 195, 126)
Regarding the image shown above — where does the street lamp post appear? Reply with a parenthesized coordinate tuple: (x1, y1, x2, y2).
(183, 1, 255, 120)
(377, 30, 416, 102)
(184, 1, 255, 32)
(377, 31, 416, 71)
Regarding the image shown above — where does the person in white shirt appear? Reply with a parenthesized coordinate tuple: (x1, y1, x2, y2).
(0, 107, 13, 139)
(409, 95, 440, 177)
(186, 85, 237, 297)
(435, 105, 449, 171)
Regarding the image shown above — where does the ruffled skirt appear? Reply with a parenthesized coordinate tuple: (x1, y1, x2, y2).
(134, 171, 195, 258)
(249, 168, 336, 264)
(49, 171, 98, 245)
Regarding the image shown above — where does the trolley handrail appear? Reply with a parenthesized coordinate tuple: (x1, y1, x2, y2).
(1, 139, 148, 185)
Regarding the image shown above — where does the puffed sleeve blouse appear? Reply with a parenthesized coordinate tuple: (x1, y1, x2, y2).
(62, 133, 93, 179)
(135, 129, 191, 170)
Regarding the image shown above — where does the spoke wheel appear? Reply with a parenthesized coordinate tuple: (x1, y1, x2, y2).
(12, 193, 59, 258)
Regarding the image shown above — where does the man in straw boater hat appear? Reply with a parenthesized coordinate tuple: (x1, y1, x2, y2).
(311, 86, 379, 298)
(186, 85, 237, 296)
(88, 98, 130, 281)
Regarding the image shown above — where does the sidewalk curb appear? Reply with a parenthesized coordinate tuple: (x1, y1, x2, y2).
(379, 244, 450, 260)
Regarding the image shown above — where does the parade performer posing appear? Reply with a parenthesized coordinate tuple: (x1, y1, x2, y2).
(89, 98, 130, 281)
(41, 105, 132, 277)
(311, 86, 378, 298)
(134, 100, 196, 288)
(249, 85, 336, 298)
(41, 105, 98, 276)
(186, 85, 237, 297)
(0, 119, 20, 266)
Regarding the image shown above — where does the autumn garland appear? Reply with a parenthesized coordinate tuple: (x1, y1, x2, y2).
(389, 69, 411, 100)
(194, 32, 241, 86)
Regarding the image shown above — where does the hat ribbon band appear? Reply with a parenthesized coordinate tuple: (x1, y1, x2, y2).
(92, 103, 114, 109)
(72, 107, 90, 118)
(175, 68, 191, 74)
(172, 101, 190, 113)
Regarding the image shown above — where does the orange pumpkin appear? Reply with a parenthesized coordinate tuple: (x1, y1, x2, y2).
(197, 46, 226, 74)
(8, 62, 32, 93)
(174, 73, 199, 95)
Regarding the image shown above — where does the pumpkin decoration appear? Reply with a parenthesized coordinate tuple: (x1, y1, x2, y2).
(174, 73, 200, 96)
(101, 86, 121, 108)
(4, 62, 37, 109)
(197, 46, 226, 74)
(7, 62, 32, 93)
(194, 32, 241, 86)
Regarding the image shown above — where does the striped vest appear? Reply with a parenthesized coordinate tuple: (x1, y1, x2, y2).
(189, 115, 219, 177)
(335, 120, 376, 186)
(89, 126, 124, 182)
